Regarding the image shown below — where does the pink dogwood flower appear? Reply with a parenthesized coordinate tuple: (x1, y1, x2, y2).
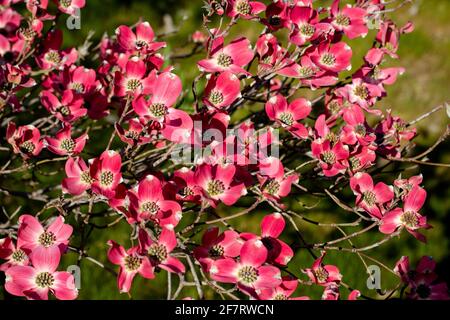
(0, 237, 30, 271)
(17, 215, 72, 267)
(309, 41, 352, 73)
(328, 0, 368, 39)
(257, 276, 310, 300)
(312, 139, 349, 177)
(257, 157, 298, 202)
(107, 240, 154, 293)
(194, 227, 243, 272)
(197, 36, 254, 75)
(114, 58, 155, 97)
(226, 0, 266, 20)
(5, 252, 78, 300)
(57, 0, 86, 15)
(350, 172, 394, 219)
(241, 212, 294, 266)
(127, 174, 182, 227)
(40, 89, 87, 123)
(289, 6, 332, 46)
(194, 163, 247, 207)
(210, 239, 282, 297)
(6, 122, 44, 158)
(203, 71, 241, 109)
(62, 156, 93, 195)
(139, 227, 185, 274)
(115, 21, 166, 53)
(44, 124, 88, 156)
(380, 186, 431, 242)
(304, 252, 342, 286)
(265, 94, 311, 138)
(90, 150, 122, 199)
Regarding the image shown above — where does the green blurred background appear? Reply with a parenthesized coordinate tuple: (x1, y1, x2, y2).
(1, 0, 449, 299)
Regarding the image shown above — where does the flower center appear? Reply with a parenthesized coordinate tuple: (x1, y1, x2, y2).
(300, 24, 315, 37)
(38, 231, 57, 247)
(124, 255, 142, 271)
(400, 211, 419, 229)
(320, 53, 336, 66)
(60, 138, 75, 153)
(299, 66, 315, 78)
(363, 191, 377, 206)
(355, 124, 366, 136)
(354, 85, 369, 99)
(180, 186, 194, 197)
(350, 157, 361, 170)
(279, 112, 294, 126)
(141, 201, 160, 214)
(58, 106, 71, 116)
(238, 265, 258, 284)
(126, 78, 142, 92)
(80, 170, 94, 185)
(209, 90, 224, 105)
(321, 151, 336, 165)
(60, 0, 72, 8)
(45, 50, 61, 64)
(148, 103, 167, 118)
(217, 53, 233, 68)
(207, 180, 225, 196)
(327, 101, 341, 114)
(35, 272, 55, 288)
(11, 249, 27, 263)
(20, 141, 35, 153)
(208, 244, 225, 258)
(416, 284, 431, 299)
(264, 179, 280, 195)
(273, 293, 288, 300)
(335, 14, 350, 27)
(236, 0, 251, 15)
(135, 39, 148, 49)
(100, 170, 114, 187)
(314, 267, 329, 282)
(20, 28, 36, 41)
(148, 243, 168, 263)
(71, 82, 85, 94)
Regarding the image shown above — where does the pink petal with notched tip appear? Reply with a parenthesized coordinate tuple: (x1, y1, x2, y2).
(138, 175, 163, 202)
(215, 164, 236, 188)
(324, 264, 342, 282)
(135, 22, 154, 43)
(350, 172, 373, 193)
(5, 265, 36, 297)
(404, 186, 426, 213)
(379, 207, 402, 234)
(289, 98, 311, 120)
(158, 228, 178, 253)
(160, 256, 185, 274)
(373, 182, 394, 204)
(107, 240, 127, 265)
(261, 213, 285, 238)
(265, 94, 287, 120)
(52, 271, 78, 300)
(47, 216, 72, 245)
(161, 109, 193, 144)
(289, 122, 309, 139)
(151, 72, 182, 107)
(100, 150, 122, 173)
(62, 177, 89, 195)
(240, 239, 267, 267)
(17, 215, 44, 249)
(210, 258, 239, 283)
(117, 268, 137, 293)
(220, 183, 246, 206)
(138, 257, 155, 279)
(254, 265, 281, 289)
(278, 174, 298, 198)
(116, 25, 136, 51)
(125, 59, 146, 79)
(223, 37, 254, 67)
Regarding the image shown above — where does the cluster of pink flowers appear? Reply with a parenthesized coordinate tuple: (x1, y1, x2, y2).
(0, 0, 448, 300)
(0, 215, 77, 300)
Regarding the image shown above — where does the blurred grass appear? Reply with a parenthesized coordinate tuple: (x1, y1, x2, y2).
(1, 0, 449, 300)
